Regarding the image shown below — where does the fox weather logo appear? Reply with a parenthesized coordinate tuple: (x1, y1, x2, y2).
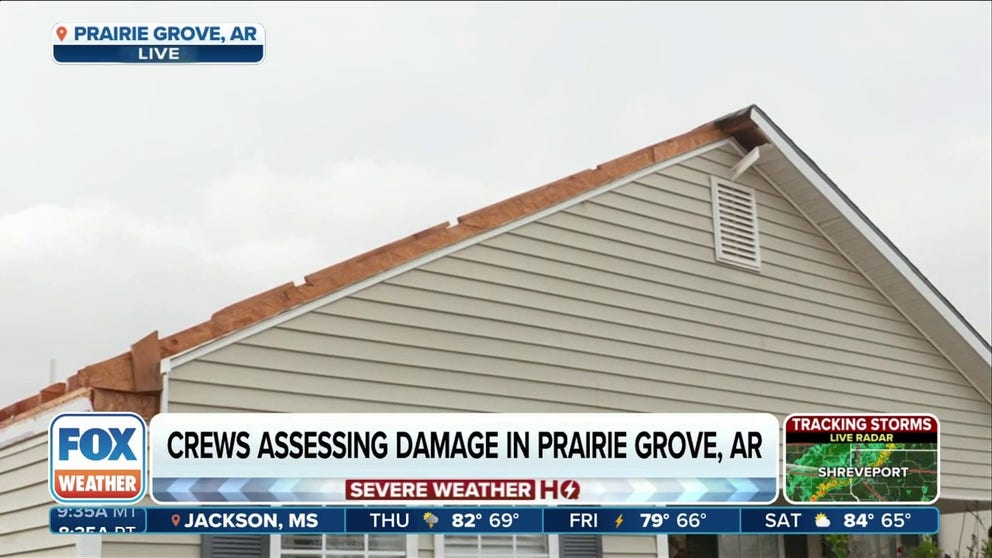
(49, 412, 146, 504)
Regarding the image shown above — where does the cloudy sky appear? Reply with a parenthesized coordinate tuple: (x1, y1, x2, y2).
(1, 2, 989, 404)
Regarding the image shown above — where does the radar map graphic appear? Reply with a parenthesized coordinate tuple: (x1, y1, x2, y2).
(785, 442, 938, 503)
(784, 414, 939, 504)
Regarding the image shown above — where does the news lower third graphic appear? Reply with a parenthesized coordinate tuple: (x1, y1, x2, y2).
(45, 411, 947, 536)
(784, 414, 940, 504)
(52, 24, 265, 64)
(147, 412, 782, 505)
(49, 506, 940, 536)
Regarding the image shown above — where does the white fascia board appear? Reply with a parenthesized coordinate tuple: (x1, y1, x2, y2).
(749, 109, 992, 367)
(171, 138, 734, 367)
(937, 489, 992, 510)
(0, 394, 91, 449)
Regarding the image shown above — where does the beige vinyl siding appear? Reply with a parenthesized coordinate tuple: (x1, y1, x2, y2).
(102, 534, 199, 558)
(102, 497, 199, 558)
(169, 144, 990, 502)
(756, 139, 992, 402)
(10, 548, 77, 558)
(0, 434, 75, 557)
(418, 534, 434, 558)
(601, 536, 657, 558)
(0, 431, 198, 558)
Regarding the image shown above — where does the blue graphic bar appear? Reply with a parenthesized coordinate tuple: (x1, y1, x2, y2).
(347, 507, 544, 533)
(147, 507, 344, 534)
(53, 45, 263, 63)
(50, 507, 344, 534)
(740, 507, 940, 534)
(544, 507, 740, 534)
(51, 507, 145, 534)
(50, 506, 940, 535)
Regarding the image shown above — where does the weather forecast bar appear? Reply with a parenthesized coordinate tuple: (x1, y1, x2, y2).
(542, 507, 740, 534)
(348, 507, 545, 533)
(50, 506, 939, 535)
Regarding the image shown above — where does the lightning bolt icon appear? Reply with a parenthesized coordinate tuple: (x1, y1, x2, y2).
(615, 514, 623, 528)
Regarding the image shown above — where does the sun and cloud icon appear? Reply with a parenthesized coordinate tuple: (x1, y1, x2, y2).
(814, 513, 831, 528)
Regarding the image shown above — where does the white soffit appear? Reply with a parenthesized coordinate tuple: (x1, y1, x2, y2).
(747, 107, 991, 398)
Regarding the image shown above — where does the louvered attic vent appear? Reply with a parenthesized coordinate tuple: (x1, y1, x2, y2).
(710, 176, 761, 271)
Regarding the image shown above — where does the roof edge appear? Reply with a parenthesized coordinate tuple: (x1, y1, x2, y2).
(749, 105, 991, 361)
(0, 387, 93, 450)
(1, 108, 751, 427)
(5, 104, 986, 426)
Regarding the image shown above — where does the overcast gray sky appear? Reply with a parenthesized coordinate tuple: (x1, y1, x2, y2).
(1, 2, 989, 404)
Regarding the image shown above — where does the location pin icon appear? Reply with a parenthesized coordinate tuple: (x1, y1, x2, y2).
(56, 26, 67, 41)
(171, 514, 181, 527)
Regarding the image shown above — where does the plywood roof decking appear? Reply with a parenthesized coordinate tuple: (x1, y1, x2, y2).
(0, 109, 752, 424)
(2, 105, 988, 426)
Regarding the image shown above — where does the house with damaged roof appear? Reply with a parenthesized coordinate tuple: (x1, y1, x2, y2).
(1, 105, 989, 558)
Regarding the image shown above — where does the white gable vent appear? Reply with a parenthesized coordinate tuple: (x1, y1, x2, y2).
(710, 176, 761, 271)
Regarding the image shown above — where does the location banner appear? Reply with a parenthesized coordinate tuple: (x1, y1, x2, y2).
(783, 414, 939, 504)
(52, 23, 265, 64)
(50, 506, 940, 535)
(149, 413, 780, 504)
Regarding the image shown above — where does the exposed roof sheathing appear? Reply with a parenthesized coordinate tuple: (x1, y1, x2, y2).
(2, 105, 988, 426)
(0, 109, 751, 425)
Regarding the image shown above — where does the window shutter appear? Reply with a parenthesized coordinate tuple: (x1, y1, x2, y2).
(710, 176, 761, 270)
(784, 535, 810, 557)
(202, 535, 270, 558)
(559, 535, 601, 558)
(684, 534, 719, 556)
